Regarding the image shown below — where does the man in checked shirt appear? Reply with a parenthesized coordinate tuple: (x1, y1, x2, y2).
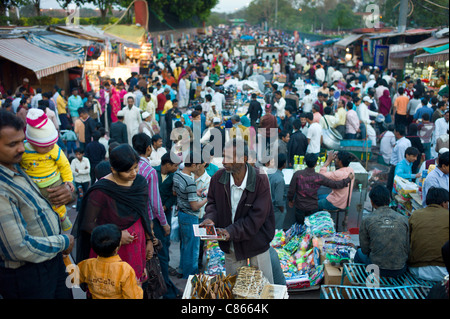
(0, 110, 75, 299)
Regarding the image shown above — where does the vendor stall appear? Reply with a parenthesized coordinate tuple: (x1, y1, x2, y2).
(231, 38, 257, 60)
(186, 210, 360, 298)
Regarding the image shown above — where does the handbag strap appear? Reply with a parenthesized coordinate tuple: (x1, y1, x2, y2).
(323, 115, 330, 129)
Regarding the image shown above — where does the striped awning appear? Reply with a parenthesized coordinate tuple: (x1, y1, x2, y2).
(0, 38, 80, 80)
(413, 49, 449, 64)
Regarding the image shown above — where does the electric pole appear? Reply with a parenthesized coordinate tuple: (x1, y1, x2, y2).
(398, 0, 408, 33)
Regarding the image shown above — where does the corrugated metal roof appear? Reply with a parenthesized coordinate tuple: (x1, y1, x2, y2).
(0, 38, 79, 79)
(334, 34, 364, 48)
(368, 28, 438, 39)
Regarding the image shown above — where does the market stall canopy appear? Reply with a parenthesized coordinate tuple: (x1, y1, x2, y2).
(367, 28, 438, 40)
(309, 38, 341, 47)
(0, 38, 79, 80)
(413, 49, 449, 64)
(24, 32, 86, 64)
(102, 24, 145, 48)
(334, 34, 364, 49)
(389, 36, 449, 59)
(53, 25, 140, 48)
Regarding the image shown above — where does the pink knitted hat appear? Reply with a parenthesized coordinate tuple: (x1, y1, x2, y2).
(25, 108, 58, 147)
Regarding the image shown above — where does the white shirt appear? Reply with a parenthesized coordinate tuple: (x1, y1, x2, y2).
(319, 115, 337, 129)
(149, 146, 167, 167)
(70, 157, 91, 184)
(230, 167, 248, 223)
(315, 68, 325, 82)
(380, 131, 396, 164)
(302, 94, 314, 113)
(178, 78, 188, 101)
(390, 136, 412, 166)
(273, 63, 281, 74)
(306, 122, 322, 154)
(434, 117, 449, 144)
(331, 70, 343, 83)
(212, 92, 226, 112)
(357, 103, 378, 125)
(122, 105, 142, 145)
(274, 97, 286, 118)
(12, 98, 21, 113)
(31, 93, 42, 109)
(193, 171, 211, 219)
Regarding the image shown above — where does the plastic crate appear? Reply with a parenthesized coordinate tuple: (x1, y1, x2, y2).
(320, 285, 431, 299)
(341, 263, 437, 288)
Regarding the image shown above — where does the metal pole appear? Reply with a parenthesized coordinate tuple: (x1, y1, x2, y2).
(398, 0, 408, 33)
(275, 0, 278, 29)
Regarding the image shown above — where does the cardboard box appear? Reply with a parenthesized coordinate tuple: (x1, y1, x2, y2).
(323, 263, 350, 286)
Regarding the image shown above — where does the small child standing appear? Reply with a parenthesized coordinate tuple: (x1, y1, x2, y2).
(20, 108, 74, 231)
(77, 224, 143, 299)
(70, 148, 91, 211)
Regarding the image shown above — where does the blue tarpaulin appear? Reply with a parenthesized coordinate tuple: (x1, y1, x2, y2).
(24, 32, 86, 64)
(423, 43, 449, 54)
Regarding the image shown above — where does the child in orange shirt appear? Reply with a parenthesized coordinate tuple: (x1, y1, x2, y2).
(77, 224, 143, 299)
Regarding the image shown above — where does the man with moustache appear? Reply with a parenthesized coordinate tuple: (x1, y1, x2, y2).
(0, 110, 75, 299)
(200, 138, 275, 283)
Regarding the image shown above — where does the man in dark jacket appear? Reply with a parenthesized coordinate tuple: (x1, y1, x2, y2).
(78, 107, 97, 149)
(109, 110, 128, 144)
(84, 130, 106, 184)
(287, 119, 308, 167)
(259, 104, 278, 150)
(201, 139, 275, 283)
(245, 93, 263, 128)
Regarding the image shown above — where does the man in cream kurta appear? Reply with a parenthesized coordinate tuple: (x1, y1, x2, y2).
(123, 96, 142, 145)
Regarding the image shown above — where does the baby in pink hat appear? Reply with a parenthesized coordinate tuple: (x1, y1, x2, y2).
(20, 108, 74, 231)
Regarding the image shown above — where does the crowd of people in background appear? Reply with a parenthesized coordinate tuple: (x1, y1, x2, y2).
(0, 26, 448, 299)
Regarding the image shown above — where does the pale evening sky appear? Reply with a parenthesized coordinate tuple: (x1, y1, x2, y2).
(39, 0, 249, 13)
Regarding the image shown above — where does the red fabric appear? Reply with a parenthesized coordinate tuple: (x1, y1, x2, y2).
(134, 1, 148, 30)
(27, 113, 48, 128)
(89, 215, 147, 283)
(110, 87, 121, 123)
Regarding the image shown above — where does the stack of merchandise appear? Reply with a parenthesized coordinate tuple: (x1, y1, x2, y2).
(393, 176, 419, 217)
(271, 211, 337, 290)
(232, 266, 270, 299)
(304, 211, 336, 237)
(321, 233, 356, 266)
(186, 273, 236, 299)
(273, 73, 286, 83)
(204, 241, 226, 276)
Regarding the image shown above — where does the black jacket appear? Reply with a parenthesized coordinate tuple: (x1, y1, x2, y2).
(109, 121, 128, 144)
(83, 117, 98, 146)
(154, 165, 177, 213)
(204, 164, 275, 261)
(246, 100, 263, 122)
(287, 130, 308, 166)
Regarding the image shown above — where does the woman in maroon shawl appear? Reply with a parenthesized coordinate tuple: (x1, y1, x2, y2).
(73, 144, 155, 287)
(109, 85, 121, 123)
(378, 89, 392, 117)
